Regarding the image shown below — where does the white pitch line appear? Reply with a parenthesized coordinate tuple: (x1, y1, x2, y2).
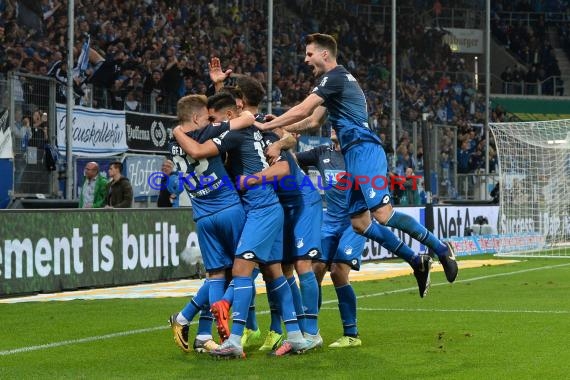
(0, 326, 165, 356)
(320, 307, 570, 314)
(2, 262, 569, 357)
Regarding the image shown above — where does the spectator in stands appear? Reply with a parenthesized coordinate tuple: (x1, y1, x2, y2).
(457, 140, 471, 174)
(157, 159, 179, 208)
(106, 161, 133, 208)
(142, 69, 165, 112)
(79, 162, 108, 208)
(401, 167, 421, 205)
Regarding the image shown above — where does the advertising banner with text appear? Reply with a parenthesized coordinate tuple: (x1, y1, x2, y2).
(0, 209, 200, 297)
(125, 112, 177, 153)
(55, 105, 128, 157)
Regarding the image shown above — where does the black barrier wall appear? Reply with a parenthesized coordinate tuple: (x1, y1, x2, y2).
(0, 209, 199, 296)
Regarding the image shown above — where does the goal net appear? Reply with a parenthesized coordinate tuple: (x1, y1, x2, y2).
(489, 119, 570, 257)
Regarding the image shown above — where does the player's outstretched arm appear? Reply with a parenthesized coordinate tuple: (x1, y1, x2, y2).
(254, 93, 324, 131)
(284, 106, 328, 134)
(228, 110, 255, 130)
(238, 160, 290, 189)
(172, 127, 219, 160)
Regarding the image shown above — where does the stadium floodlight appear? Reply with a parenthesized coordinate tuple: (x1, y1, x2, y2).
(489, 119, 570, 257)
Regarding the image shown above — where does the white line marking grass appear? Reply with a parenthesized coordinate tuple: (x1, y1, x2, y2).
(2, 262, 569, 356)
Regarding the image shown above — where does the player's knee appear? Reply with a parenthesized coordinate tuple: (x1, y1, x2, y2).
(282, 266, 294, 278)
(294, 259, 313, 275)
(372, 202, 393, 225)
(330, 264, 349, 286)
(312, 262, 327, 282)
(350, 214, 371, 235)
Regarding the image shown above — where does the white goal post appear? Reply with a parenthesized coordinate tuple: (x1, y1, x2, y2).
(489, 119, 570, 257)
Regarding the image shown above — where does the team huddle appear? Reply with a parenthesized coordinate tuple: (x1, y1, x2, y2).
(167, 33, 458, 359)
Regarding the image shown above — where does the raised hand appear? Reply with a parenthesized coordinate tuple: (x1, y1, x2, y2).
(208, 57, 232, 85)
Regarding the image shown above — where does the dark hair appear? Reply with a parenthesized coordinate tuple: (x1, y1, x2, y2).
(304, 33, 338, 58)
(236, 75, 265, 107)
(110, 161, 123, 172)
(219, 86, 243, 101)
(207, 92, 237, 112)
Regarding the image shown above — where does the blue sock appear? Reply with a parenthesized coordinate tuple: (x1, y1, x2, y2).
(335, 284, 358, 337)
(222, 280, 234, 304)
(208, 278, 226, 305)
(246, 282, 258, 331)
(181, 279, 210, 321)
(318, 284, 322, 310)
(197, 309, 214, 336)
(266, 282, 283, 334)
(268, 276, 300, 334)
(287, 276, 305, 333)
(230, 276, 253, 338)
(362, 222, 418, 264)
(299, 272, 319, 335)
(385, 211, 447, 256)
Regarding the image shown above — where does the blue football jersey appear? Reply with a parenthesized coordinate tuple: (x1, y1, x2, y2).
(296, 145, 348, 222)
(267, 138, 321, 206)
(168, 122, 241, 220)
(311, 65, 382, 152)
(212, 126, 280, 211)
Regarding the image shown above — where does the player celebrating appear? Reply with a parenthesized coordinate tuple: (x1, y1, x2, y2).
(167, 94, 254, 353)
(255, 33, 458, 297)
(172, 92, 312, 359)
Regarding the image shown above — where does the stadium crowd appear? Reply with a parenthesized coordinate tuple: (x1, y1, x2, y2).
(3, 0, 561, 194)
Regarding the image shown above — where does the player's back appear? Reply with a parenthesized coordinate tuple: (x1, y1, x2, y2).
(297, 145, 349, 223)
(275, 148, 322, 207)
(168, 122, 241, 220)
(212, 126, 280, 212)
(313, 65, 381, 152)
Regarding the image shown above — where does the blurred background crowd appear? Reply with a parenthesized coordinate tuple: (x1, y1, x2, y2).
(1, 0, 569, 202)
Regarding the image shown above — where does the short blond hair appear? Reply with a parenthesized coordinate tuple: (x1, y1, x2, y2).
(177, 95, 208, 122)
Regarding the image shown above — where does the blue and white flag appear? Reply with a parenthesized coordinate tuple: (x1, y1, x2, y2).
(74, 34, 91, 80)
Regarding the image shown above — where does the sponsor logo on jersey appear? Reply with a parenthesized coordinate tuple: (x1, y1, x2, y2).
(242, 252, 255, 260)
(308, 249, 318, 257)
(323, 158, 330, 163)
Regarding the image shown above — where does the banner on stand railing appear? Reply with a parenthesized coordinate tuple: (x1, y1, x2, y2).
(56, 105, 128, 157)
(0, 109, 13, 159)
(125, 112, 177, 153)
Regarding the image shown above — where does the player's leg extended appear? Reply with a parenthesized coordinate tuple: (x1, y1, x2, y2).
(329, 263, 361, 348)
(263, 263, 313, 356)
(375, 203, 457, 282)
(283, 264, 305, 333)
(314, 221, 339, 310)
(210, 258, 255, 359)
(197, 209, 239, 344)
(169, 279, 210, 352)
(241, 267, 262, 348)
(346, 142, 456, 283)
(292, 200, 322, 339)
(282, 209, 306, 332)
(345, 144, 433, 297)
(328, 225, 365, 348)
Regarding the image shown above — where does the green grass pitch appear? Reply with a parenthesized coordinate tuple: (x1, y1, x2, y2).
(1, 255, 569, 379)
